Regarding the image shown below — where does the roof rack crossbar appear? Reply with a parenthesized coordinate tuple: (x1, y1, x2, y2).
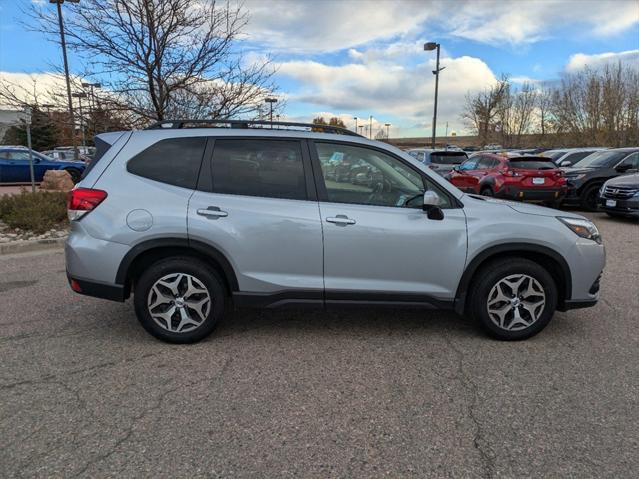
(144, 119, 363, 137)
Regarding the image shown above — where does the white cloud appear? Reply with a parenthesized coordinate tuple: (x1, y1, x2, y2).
(243, 0, 432, 53)
(566, 49, 639, 72)
(242, 0, 639, 51)
(278, 54, 498, 133)
(0, 71, 69, 108)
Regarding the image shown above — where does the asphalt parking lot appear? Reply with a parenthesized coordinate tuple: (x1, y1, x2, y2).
(1, 212, 637, 478)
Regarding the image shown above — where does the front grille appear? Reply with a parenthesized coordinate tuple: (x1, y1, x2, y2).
(603, 185, 638, 199)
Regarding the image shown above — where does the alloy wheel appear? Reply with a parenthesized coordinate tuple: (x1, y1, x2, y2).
(147, 273, 211, 333)
(486, 274, 546, 331)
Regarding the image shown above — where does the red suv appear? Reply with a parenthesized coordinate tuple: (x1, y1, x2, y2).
(446, 154, 567, 205)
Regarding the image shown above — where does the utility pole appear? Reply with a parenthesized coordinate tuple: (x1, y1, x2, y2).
(50, 0, 80, 159)
(24, 107, 36, 192)
(265, 98, 277, 128)
(424, 42, 445, 149)
(72, 92, 87, 147)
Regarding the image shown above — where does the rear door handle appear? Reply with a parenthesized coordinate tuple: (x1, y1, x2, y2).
(197, 206, 228, 218)
(326, 215, 356, 226)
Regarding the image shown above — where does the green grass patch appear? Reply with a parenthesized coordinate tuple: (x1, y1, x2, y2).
(0, 189, 68, 234)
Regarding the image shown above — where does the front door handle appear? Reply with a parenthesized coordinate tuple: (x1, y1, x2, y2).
(326, 215, 356, 226)
(197, 206, 228, 219)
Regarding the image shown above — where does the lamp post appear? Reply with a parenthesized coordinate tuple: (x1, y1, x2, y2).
(82, 82, 101, 134)
(72, 92, 87, 147)
(265, 98, 277, 127)
(384, 123, 390, 139)
(369, 115, 373, 139)
(23, 107, 36, 192)
(424, 41, 445, 149)
(353, 116, 358, 132)
(358, 125, 364, 136)
(50, 0, 80, 159)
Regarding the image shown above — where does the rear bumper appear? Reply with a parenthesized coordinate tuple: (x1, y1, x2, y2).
(495, 186, 565, 202)
(66, 272, 126, 302)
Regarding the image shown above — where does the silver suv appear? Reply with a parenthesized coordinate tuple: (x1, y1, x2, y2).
(65, 120, 605, 343)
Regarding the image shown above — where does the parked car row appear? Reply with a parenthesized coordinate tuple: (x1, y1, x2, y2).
(0, 145, 86, 183)
(406, 146, 639, 216)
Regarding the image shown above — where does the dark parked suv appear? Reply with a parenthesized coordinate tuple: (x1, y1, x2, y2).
(599, 173, 639, 218)
(561, 148, 639, 211)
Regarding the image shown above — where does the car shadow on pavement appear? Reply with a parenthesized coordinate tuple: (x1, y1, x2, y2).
(213, 307, 482, 341)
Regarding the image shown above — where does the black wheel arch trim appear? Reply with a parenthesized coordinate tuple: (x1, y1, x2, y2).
(115, 237, 240, 291)
(454, 242, 572, 315)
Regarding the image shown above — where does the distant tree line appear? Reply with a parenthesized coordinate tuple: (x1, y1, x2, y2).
(462, 62, 639, 147)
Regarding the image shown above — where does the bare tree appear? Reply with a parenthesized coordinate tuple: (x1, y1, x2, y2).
(30, 0, 277, 122)
(461, 76, 509, 146)
(536, 86, 554, 145)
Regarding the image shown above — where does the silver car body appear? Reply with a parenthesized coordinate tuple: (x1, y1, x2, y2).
(66, 128, 604, 312)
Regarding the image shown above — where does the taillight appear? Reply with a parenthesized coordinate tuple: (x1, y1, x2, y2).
(67, 187, 108, 221)
(503, 169, 522, 177)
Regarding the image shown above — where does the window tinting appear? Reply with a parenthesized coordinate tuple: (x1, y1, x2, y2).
(211, 139, 307, 200)
(509, 158, 557, 169)
(430, 152, 467, 164)
(127, 137, 206, 189)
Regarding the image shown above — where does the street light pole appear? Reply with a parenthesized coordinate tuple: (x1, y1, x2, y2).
(24, 107, 36, 192)
(72, 92, 87, 147)
(353, 116, 358, 132)
(385, 123, 391, 139)
(265, 98, 277, 128)
(51, 0, 80, 160)
(369, 115, 373, 139)
(424, 41, 445, 150)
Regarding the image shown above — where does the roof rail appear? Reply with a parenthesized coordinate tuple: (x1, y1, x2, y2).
(144, 119, 363, 137)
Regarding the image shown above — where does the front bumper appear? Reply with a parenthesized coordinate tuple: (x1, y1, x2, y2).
(598, 196, 639, 216)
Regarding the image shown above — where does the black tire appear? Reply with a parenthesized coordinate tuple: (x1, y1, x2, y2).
(480, 187, 494, 197)
(580, 184, 601, 212)
(133, 257, 226, 343)
(65, 168, 81, 184)
(468, 258, 558, 340)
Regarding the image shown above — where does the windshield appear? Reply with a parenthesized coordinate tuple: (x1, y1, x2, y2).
(573, 150, 628, 168)
(430, 152, 467, 165)
(543, 150, 568, 160)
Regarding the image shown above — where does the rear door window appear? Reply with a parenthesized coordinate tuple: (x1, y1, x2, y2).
(211, 139, 307, 200)
(127, 137, 207, 189)
(430, 152, 467, 164)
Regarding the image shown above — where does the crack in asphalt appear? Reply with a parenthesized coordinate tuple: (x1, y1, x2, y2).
(443, 336, 496, 479)
(70, 356, 233, 478)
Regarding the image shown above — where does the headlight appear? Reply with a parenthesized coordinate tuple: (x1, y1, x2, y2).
(557, 217, 602, 244)
(566, 174, 586, 181)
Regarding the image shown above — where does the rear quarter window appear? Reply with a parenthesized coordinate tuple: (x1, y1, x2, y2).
(127, 137, 207, 189)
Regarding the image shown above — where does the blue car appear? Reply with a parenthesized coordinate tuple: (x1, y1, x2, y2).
(0, 147, 86, 184)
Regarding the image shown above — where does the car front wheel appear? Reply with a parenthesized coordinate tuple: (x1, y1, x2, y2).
(469, 258, 558, 340)
(133, 257, 226, 343)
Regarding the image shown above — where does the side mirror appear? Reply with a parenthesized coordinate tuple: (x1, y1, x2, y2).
(452, 165, 460, 172)
(560, 160, 571, 167)
(616, 163, 631, 172)
(422, 191, 444, 220)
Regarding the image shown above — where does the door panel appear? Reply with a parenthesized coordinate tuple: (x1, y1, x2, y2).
(319, 202, 467, 298)
(188, 137, 323, 293)
(188, 192, 323, 292)
(311, 141, 467, 299)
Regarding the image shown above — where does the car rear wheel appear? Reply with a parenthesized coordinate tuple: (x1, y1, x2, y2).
(64, 168, 81, 184)
(480, 187, 494, 197)
(133, 257, 226, 343)
(580, 184, 601, 212)
(469, 258, 558, 340)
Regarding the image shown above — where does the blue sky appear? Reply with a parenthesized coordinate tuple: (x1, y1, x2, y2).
(1, 0, 638, 137)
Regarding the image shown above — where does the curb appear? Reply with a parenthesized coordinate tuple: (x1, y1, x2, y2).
(0, 237, 67, 255)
